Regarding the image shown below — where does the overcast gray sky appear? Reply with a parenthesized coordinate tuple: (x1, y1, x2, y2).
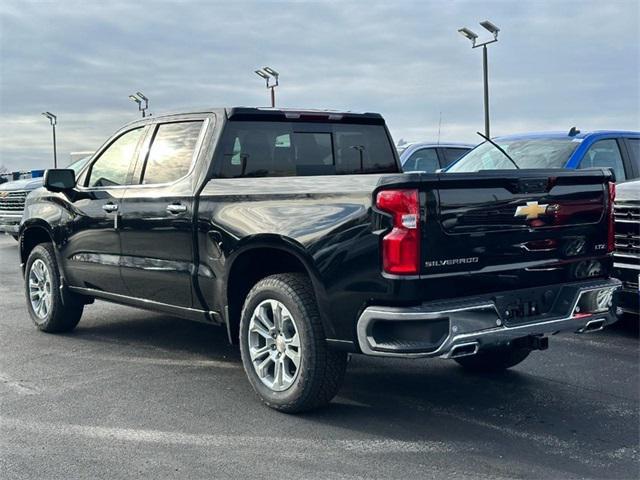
(1, 0, 638, 171)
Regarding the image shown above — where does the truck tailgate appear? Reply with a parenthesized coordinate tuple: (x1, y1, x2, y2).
(421, 169, 614, 278)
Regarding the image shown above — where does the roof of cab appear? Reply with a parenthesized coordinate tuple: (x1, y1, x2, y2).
(122, 106, 386, 128)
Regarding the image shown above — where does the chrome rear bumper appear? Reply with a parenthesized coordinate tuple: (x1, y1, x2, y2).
(356, 278, 622, 359)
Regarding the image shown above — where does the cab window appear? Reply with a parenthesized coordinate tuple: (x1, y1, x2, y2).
(580, 139, 626, 181)
(87, 128, 144, 187)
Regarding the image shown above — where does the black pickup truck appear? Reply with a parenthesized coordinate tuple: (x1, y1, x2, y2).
(20, 107, 621, 412)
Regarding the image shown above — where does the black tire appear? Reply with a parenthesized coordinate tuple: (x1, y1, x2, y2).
(24, 243, 84, 333)
(239, 273, 348, 413)
(454, 344, 532, 373)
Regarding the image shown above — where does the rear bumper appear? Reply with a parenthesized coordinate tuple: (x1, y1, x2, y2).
(357, 278, 622, 358)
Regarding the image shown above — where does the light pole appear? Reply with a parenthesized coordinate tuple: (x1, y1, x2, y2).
(255, 67, 279, 107)
(458, 20, 500, 138)
(41, 112, 57, 168)
(129, 91, 149, 117)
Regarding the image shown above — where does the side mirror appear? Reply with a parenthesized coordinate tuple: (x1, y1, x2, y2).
(44, 169, 76, 192)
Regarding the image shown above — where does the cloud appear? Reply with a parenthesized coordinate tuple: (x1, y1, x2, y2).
(0, 0, 638, 170)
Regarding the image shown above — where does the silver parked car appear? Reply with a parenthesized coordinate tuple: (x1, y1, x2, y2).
(0, 156, 91, 240)
(397, 142, 474, 172)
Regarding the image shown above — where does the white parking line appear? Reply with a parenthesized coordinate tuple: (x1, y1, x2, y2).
(0, 416, 453, 454)
(0, 374, 38, 395)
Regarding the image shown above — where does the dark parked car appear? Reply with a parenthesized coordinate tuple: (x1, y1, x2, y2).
(20, 107, 620, 412)
(397, 142, 473, 172)
(613, 180, 639, 317)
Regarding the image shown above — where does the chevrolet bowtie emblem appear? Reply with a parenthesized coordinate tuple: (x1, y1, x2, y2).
(0, 191, 8, 198)
(514, 201, 548, 220)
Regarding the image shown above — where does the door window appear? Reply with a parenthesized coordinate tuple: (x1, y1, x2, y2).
(580, 139, 626, 181)
(403, 148, 440, 172)
(141, 121, 204, 184)
(441, 147, 471, 167)
(87, 128, 144, 187)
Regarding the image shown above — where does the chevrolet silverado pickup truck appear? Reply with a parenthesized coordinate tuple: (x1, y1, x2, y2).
(20, 107, 621, 412)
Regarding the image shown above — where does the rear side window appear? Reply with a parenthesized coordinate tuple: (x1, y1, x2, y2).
(216, 121, 397, 177)
(442, 147, 470, 167)
(87, 127, 144, 187)
(403, 148, 439, 172)
(626, 138, 639, 169)
(580, 139, 626, 181)
(142, 121, 203, 184)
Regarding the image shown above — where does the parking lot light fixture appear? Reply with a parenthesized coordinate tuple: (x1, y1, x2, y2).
(480, 20, 500, 38)
(255, 67, 279, 108)
(41, 112, 58, 168)
(458, 20, 500, 138)
(458, 27, 478, 45)
(129, 92, 149, 118)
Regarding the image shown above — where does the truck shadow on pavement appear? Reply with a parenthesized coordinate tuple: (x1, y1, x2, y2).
(45, 302, 640, 477)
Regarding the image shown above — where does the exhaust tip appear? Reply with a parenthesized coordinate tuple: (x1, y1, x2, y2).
(449, 342, 479, 359)
(578, 318, 606, 334)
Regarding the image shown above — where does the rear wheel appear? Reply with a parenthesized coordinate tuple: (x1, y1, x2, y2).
(239, 273, 347, 413)
(25, 243, 84, 333)
(454, 344, 531, 373)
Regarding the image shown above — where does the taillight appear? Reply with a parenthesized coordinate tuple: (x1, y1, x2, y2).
(376, 189, 420, 275)
(607, 182, 616, 253)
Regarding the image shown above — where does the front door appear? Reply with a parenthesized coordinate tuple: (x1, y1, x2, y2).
(62, 126, 146, 294)
(119, 119, 207, 307)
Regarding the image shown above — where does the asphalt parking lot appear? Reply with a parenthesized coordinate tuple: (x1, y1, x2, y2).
(0, 235, 638, 479)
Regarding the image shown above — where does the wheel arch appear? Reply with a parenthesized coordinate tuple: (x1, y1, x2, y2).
(223, 235, 333, 344)
(19, 221, 56, 272)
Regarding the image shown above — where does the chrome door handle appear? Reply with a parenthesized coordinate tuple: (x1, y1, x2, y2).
(166, 203, 187, 214)
(102, 203, 118, 213)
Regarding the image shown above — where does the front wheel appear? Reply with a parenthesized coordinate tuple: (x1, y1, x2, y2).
(454, 344, 532, 373)
(239, 273, 347, 413)
(25, 243, 84, 333)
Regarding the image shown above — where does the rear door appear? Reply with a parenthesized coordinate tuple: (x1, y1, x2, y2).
(118, 117, 208, 307)
(62, 126, 147, 294)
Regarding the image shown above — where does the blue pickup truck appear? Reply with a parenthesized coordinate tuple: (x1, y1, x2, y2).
(448, 130, 639, 182)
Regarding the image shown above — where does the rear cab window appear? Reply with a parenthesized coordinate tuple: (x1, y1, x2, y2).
(215, 117, 397, 178)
